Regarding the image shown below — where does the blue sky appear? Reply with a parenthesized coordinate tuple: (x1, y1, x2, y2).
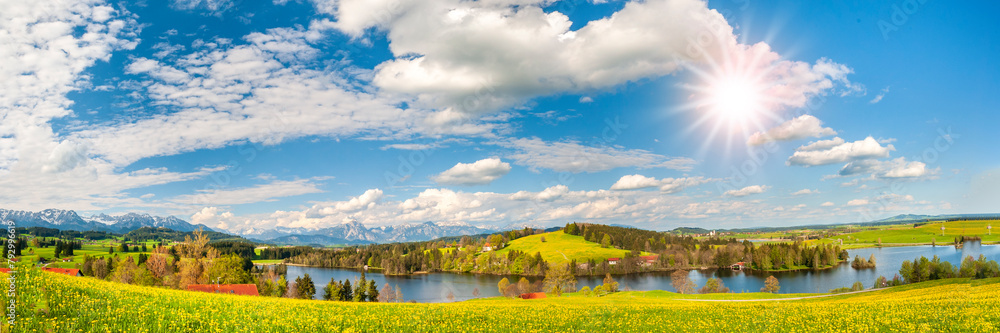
(2, 0, 998, 234)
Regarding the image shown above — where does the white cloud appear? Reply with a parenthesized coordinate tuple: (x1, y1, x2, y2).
(496, 137, 696, 173)
(171, 0, 235, 16)
(821, 201, 835, 207)
(747, 115, 837, 146)
(792, 189, 818, 196)
(324, 0, 859, 114)
(579, 96, 594, 103)
(870, 86, 890, 104)
(838, 157, 937, 179)
(610, 174, 713, 194)
(787, 137, 894, 166)
(725, 185, 769, 197)
(431, 158, 512, 186)
(75, 23, 505, 167)
(170, 178, 326, 206)
(847, 199, 869, 206)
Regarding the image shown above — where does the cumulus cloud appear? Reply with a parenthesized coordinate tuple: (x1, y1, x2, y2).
(496, 137, 696, 173)
(838, 157, 937, 179)
(724, 185, 769, 197)
(321, 0, 859, 114)
(431, 158, 512, 186)
(610, 174, 714, 193)
(747, 115, 837, 146)
(821, 201, 835, 207)
(787, 137, 894, 166)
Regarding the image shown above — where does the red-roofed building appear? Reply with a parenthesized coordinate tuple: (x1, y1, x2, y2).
(42, 268, 81, 276)
(731, 261, 747, 270)
(482, 242, 493, 252)
(186, 284, 260, 296)
(639, 255, 659, 267)
(607, 257, 620, 265)
(520, 292, 546, 300)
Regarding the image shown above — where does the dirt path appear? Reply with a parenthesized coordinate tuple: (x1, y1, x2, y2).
(675, 288, 884, 302)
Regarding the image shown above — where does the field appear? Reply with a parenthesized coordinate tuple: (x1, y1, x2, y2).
(7, 268, 1000, 332)
(16, 237, 160, 269)
(495, 231, 639, 264)
(816, 220, 1000, 247)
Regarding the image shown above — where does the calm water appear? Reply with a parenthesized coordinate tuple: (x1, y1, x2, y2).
(275, 242, 1000, 302)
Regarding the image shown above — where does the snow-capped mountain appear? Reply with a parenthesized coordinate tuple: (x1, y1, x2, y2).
(234, 220, 502, 245)
(1, 208, 545, 246)
(0, 209, 213, 234)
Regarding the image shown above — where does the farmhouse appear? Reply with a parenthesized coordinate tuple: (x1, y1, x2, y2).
(42, 268, 82, 276)
(730, 261, 747, 270)
(482, 242, 493, 252)
(186, 284, 260, 296)
(607, 257, 620, 265)
(639, 255, 659, 267)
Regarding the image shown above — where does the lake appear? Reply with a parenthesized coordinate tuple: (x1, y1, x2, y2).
(275, 242, 1000, 302)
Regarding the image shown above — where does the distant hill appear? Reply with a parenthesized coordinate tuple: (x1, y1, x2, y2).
(495, 231, 636, 264)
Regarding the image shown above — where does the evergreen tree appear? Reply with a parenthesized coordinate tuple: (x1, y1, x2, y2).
(323, 278, 342, 301)
(341, 279, 353, 301)
(354, 273, 368, 302)
(295, 274, 315, 300)
(367, 280, 379, 302)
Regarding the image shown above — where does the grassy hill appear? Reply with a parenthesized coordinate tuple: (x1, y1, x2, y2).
(11, 268, 1000, 332)
(818, 220, 1000, 247)
(494, 231, 639, 264)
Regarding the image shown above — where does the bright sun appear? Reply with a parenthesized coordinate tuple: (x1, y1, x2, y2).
(706, 75, 764, 123)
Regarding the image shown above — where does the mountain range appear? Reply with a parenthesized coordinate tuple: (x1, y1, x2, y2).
(0, 208, 215, 234)
(0, 208, 542, 246)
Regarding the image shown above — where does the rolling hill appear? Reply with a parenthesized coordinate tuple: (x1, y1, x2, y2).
(495, 231, 638, 264)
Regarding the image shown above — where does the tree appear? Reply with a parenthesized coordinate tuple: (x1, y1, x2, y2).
(276, 275, 288, 298)
(323, 278, 342, 301)
(517, 277, 532, 294)
(295, 274, 316, 300)
(601, 234, 612, 248)
(543, 263, 577, 297)
(874, 276, 888, 289)
(851, 281, 865, 291)
(142, 243, 148, 252)
(602, 273, 619, 293)
(354, 273, 368, 302)
(341, 279, 353, 301)
(699, 278, 729, 294)
(761, 275, 780, 293)
(670, 270, 695, 294)
(394, 284, 404, 303)
(378, 283, 395, 303)
(579, 286, 591, 296)
(367, 280, 379, 302)
(497, 277, 510, 296)
(201, 255, 251, 284)
(540, 236, 546, 243)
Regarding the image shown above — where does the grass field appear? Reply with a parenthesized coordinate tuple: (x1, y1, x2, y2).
(816, 220, 1000, 247)
(8, 268, 1000, 332)
(495, 231, 639, 264)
